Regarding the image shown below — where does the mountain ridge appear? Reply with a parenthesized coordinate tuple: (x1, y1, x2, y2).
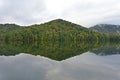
(0, 19, 108, 42)
(90, 24, 120, 34)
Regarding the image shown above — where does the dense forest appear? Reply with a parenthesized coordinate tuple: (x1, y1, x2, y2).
(0, 19, 120, 43)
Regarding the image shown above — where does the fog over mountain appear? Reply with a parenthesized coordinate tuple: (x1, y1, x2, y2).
(90, 24, 120, 34)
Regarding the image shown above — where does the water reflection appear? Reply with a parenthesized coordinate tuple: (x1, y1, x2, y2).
(0, 41, 105, 61)
(0, 41, 120, 80)
(90, 45, 120, 56)
(0, 53, 120, 80)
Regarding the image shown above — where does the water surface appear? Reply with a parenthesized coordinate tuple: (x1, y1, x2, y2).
(0, 42, 120, 80)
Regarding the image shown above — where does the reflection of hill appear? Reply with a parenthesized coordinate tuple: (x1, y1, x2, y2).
(90, 45, 120, 56)
(0, 41, 105, 61)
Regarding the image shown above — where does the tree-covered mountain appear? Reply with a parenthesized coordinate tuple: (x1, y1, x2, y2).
(90, 24, 120, 34)
(0, 19, 109, 42)
(0, 24, 21, 33)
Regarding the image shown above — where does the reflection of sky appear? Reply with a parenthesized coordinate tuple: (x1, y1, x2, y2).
(0, 52, 120, 80)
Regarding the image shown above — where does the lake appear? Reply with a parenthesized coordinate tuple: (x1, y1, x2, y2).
(0, 41, 120, 80)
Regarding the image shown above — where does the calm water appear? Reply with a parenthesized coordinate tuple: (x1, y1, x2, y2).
(0, 42, 120, 80)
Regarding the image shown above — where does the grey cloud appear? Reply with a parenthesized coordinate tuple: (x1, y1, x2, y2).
(60, 0, 120, 27)
(0, 0, 47, 25)
(0, 0, 120, 27)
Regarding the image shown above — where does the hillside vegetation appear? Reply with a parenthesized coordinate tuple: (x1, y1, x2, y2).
(0, 19, 119, 42)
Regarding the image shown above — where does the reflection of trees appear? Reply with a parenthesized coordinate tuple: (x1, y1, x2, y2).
(90, 45, 120, 56)
(0, 41, 106, 61)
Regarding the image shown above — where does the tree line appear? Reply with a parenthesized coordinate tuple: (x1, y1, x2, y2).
(0, 19, 120, 43)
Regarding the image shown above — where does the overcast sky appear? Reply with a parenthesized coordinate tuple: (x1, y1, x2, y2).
(0, 0, 120, 27)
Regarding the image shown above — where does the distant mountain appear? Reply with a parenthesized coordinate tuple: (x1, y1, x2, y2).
(90, 24, 120, 34)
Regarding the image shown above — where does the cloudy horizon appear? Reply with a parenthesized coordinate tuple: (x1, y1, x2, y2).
(0, 0, 120, 27)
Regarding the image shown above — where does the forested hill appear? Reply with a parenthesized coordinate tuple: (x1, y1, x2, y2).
(0, 19, 119, 42)
(0, 24, 21, 33)
(28, 19, 88, 32)
(0, 19, 87, 32)
(90, 24, 120, 34)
